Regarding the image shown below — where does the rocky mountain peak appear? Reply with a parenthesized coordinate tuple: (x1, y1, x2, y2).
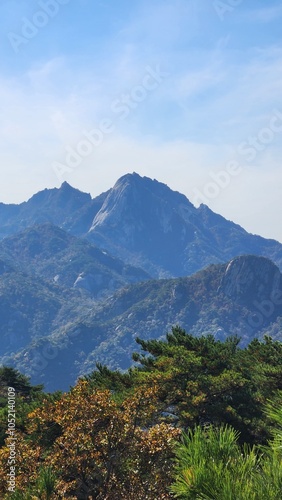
(0, 174, 282, 280)
(24, 182, 91, 208)
(86, 173, 198, 276)
(219, 255, 282, 304)
(60, 181, 73, 190)
(90, 173, 195, 228)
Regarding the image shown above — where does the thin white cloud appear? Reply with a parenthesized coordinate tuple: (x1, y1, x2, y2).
(0, 0, 281, 245)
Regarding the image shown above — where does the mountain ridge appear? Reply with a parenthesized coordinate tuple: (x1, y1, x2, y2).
(0, 223, 150, 296)
(85, 173, 282, 277)
(1, 173, 282, 390)
(1, 254, 282, 391)
(0, 172, 281, 276)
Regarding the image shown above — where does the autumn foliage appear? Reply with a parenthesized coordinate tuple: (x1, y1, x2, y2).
(0, 379, 180, 499)
(1, 328, 282, 498)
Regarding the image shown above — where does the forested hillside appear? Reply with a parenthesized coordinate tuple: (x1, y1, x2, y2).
(2, 254, 282, 392)
(1, 176, 282, 391)
(1, 328, 282, 498)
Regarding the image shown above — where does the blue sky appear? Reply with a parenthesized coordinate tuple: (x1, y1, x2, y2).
(0, 0, 282, 241)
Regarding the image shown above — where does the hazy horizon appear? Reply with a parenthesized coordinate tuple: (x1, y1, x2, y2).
(1, 0, 282, 242)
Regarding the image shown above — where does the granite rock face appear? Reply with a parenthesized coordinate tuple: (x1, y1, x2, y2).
(86, 173, 282, 278)
(0, 173, 282, 278)
(219, 255, 282, 304)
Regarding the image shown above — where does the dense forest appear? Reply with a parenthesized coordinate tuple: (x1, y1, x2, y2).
(1, 327, 282, 498)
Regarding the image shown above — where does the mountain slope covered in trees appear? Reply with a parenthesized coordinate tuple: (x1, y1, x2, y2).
(1, 331, 282, 498)
(0, 174, 282, 391)
(1, 255, 282, 391)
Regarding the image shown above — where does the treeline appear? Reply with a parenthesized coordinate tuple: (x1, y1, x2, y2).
(0, 328, 282, 498)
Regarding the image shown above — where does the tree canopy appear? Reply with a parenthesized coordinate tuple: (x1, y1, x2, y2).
(1, 328, 282, 498)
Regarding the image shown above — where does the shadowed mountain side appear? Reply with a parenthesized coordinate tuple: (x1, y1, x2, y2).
(3, 255, 282, 392)
(0, 261, 84, 358)
(0, 223, 151, 297)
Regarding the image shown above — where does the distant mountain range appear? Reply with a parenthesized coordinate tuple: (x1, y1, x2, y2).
(0, 173, 282, 391)
(0, 173, 282, 277)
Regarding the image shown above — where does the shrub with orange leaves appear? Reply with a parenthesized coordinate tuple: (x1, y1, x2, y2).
(0, 379, 180, 499)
